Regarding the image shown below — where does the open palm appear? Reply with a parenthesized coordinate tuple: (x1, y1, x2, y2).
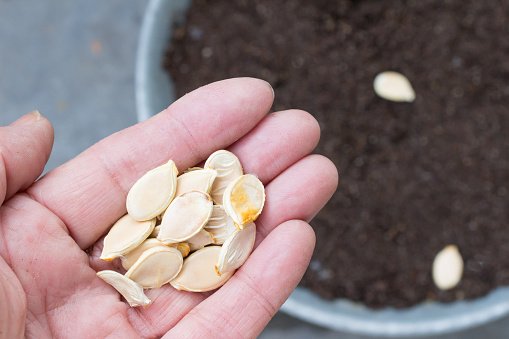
(0, 78, 338, 338)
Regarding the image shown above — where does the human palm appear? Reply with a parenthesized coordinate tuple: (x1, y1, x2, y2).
(0, 78, 338, 338)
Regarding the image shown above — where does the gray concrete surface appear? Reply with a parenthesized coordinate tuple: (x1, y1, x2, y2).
(0, 0, 145, 172)
(1, 1, 509, 338)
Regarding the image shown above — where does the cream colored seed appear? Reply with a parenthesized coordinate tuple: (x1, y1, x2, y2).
(156, 211, 165, 222)
(170, 242, 191, 258)
(223, 174, 265, 230)
(97, 270, 151, 307)
(125, 246, 183, 289)
(373, 71, 416, 102)
(149, 224, 161, 238)
(187, 229, 215, 252)
(216, 222, 256, 275)
(432, 245, 464, 290)
(204, 150, 243, 205)
(171, 246, 234, 292)
(126, 160, 178, 221)
(181, 166, 204, 174)
(204, 205, 238, 244)
(157, 190, 213, 244)
(174, 168, 217, 197)
(100, 214, 156, 261)
(121, 238, 167, 271)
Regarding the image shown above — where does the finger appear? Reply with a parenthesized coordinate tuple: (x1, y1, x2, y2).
(229, 109, 320, 184)
(0, 256, 26, 339)
(255, 154, 338, 242)
(0, 111, 54, 204)
(165, 220, 315, 338)
(28, 78, 274, 249)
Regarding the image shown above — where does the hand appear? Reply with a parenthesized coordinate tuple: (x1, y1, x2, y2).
(0, 78, 338, 338)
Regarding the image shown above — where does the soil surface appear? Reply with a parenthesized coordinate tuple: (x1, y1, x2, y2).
(164, 0, 509, 308)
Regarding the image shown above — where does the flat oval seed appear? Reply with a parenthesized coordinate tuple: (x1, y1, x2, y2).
(204, 150, 243, 204)
(150, 224, 161, 238)
(125, 246, 183, 289)
(121, 238, 167, 270)
(432, 245, 464, 290)
(373, 71, 416, 102)
(169, 242, 191, 258)
(100, 214, 156, 261)
(181, 166, 203, 174)
(204, 205, 238, 244)
(126, 160, 178, 221)
(216, 222, 256, 275)
(157, 190, 213, 244)
(170, 246, 234, 292)
(223, 174, 265, 229)
(97, 270, 151, 307)
(174, 168, 217, 197)
(187, 229, 215, 252)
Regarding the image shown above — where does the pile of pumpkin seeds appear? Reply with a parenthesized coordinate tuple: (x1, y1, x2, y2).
(97, 150, 265, 307)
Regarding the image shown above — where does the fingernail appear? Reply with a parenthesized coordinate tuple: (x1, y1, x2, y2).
(29, 110, 43, 121)
(11, 110, 44, 127)
(265, 81, 275, 99)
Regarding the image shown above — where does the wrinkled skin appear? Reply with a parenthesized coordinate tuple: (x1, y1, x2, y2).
(0, 78, 338, 339)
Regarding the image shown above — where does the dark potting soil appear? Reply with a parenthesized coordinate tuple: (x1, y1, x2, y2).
(163, 0, 509, 308)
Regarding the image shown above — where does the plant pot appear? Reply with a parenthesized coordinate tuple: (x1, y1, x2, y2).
(135, 0, 509, 336)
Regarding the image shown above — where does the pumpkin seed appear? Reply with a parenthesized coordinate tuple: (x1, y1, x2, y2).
(187, 229, 215, 252)
(170, 246, 234, 292)
(216, 222, 256, 275)
(149, 224, 161, 238)
(170, 242, 191, 258)
(126, 160, 178, 221)
(120, 238, 167, 270)
(432, 245, 464, 290)
(204, 150, 243, 204)
(373, 71, 416, 102)
(223, 174, 265, 229)
(175, 168, 218, 197)
(125, 246, 183, 289)
(100, 214, 156, 261)
(204, 205, 238, 244)
(97, 270, 151, 307)
(157, 190, 213, 243)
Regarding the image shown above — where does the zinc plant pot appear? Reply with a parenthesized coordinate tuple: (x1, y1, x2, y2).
(135, 0, 509, 336)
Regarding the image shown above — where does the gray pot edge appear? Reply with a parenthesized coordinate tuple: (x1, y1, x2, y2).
(134, 0, 509, 336)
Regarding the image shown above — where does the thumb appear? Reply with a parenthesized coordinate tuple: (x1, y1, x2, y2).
(0, 111, 54, 204)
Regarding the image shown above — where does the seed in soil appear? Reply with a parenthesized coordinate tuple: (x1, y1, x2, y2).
(373, 71, 416, 103)
(432, 245, 464, 291)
